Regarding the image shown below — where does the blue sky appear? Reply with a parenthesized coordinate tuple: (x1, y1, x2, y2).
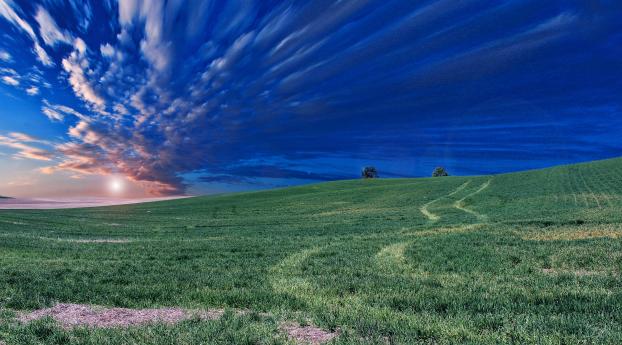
(0, 0, 621, 197)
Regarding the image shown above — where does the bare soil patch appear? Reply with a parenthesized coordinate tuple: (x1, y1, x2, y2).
(280, 322, 339, 344)
(17, 304, 339, 343)
(18, 303, 223, 329)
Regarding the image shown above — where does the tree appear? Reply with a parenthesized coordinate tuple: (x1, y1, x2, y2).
(432, 167, 449, 177)
(361, 166, 379, 179)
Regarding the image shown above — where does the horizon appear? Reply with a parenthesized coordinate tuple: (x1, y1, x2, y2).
(1, 1, 621, 199)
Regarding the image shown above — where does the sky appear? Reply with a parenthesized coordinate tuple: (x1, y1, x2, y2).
(0, 0, 621, 198)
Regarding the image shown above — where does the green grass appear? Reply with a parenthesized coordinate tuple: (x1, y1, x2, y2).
(1, 157, 622, 344)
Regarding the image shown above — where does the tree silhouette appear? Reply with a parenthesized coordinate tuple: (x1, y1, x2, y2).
(361, 166, 379, 179)
(432, 167, 449, 177)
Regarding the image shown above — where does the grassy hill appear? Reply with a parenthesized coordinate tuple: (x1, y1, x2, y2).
(1, 158, 622, 344)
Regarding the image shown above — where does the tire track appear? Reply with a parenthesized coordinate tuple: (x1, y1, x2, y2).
(577, 169, 603, 208)
(419, 181, 470, 221)
(453, 179, 491, 221)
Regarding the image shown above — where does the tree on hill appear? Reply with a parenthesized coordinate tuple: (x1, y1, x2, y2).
(432, 167, 449, 177)
(361, 166, 379, 179)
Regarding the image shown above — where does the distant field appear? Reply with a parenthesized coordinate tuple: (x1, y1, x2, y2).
(1, 158, 622, 344)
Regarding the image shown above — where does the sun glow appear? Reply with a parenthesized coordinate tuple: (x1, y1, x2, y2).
(108, 178, 124, 194)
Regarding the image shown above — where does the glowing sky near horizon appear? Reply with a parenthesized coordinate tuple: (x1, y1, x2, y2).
(0, 0, 621, 198)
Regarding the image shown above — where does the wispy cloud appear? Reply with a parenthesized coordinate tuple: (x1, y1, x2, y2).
(0, 49, 11, 62)
(34, 5, 73, 46)
(0, 132, 54, 161)
(61, 38, 105, 108)
(0, 0, 53, 66)
(26, 85, 39, 95)
(1, 75, 18, 86)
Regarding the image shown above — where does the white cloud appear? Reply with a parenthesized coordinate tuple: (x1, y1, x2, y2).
(33, 43, 53, 66)
(26, 68, 52, 88)
(26, 86, 39, 95)
(100, 43, 115, 57)
(0, 0, 54, 66)
(41, 99, 88, 122)
(118, 0, 139, 26)
(61, 38, 105, 108)
(1, 75, 18, 86)
(74, 37, 86, 54)
(113, 103, 129, 115)
(0, 49, 11, 62)
(34, 5, 73, 46)
(118, 0, 171, 72)
(0, 0, 37, 40)
(42, 106, 63, 121)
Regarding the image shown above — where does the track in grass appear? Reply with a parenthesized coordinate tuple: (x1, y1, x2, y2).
(453, 179, 491, 221)
(419, 181, 471, 221)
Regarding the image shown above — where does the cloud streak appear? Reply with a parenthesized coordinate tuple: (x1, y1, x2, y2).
(0, 0, 53, 66)
(0, 132, 53, 161)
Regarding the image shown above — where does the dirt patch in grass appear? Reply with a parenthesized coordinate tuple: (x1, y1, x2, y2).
(17, 304, 339, 343)
(280, 322, 339, 344)
(18, 303, 223, 329)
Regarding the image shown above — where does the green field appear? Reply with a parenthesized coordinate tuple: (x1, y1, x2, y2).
(1, 158, 622, 344)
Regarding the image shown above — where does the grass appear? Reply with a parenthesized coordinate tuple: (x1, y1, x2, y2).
(1, 157, 622, 344)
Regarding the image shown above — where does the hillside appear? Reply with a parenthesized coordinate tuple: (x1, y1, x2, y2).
(1, 157, 622, 344)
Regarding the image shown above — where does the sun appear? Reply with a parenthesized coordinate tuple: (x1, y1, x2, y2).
(108, 178, 124, 194)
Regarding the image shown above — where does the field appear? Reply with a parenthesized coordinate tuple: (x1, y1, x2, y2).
(1, 158, 622, 344)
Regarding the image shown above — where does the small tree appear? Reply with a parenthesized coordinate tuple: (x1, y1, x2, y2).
(361, 166, 379, 179)
(432, 167, 449, 177)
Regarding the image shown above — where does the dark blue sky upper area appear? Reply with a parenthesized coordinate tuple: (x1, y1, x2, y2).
(0, 0, 621, 196)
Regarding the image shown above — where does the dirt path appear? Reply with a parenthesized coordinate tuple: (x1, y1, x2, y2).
(420, 181, 471, 221)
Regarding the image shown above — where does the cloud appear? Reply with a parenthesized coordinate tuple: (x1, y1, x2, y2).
(100, 43, 114, 57)
(42, 107, 63, 121)
(0, 132, 54, 161)
(1, 75, 18, 86)
(26, 67, 52, 88)
(204, 165, 352, 182)
(0, 0, 37, 40)
(0, 49, 11, 62)
(26, 85, 39, 95)
(0, 0, 53, 66)
(34, 5, 73, 46)
(32, 43, 53, 66)
(41, 100, 87, 122)
(61, 38, 105, 108)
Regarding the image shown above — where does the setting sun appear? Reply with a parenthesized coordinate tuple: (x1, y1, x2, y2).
(108, 178, 124, 194)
